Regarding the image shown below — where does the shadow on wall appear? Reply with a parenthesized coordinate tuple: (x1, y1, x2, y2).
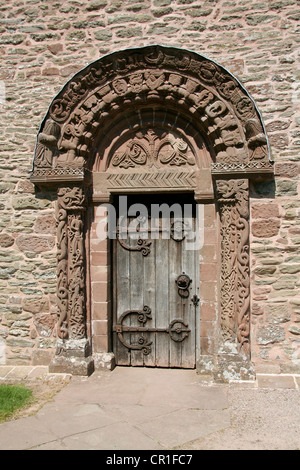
(250, 177, 276, 200)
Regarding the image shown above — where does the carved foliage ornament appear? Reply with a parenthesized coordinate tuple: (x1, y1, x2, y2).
(56, 185, 87, 340)
(110, 129, 196, 169)
(32, 46, 270, 177)
(216, 179, 250, 357)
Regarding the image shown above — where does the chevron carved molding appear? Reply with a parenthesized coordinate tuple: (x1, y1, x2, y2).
(93, 170, 196, 194)
(108, 171, 196, 188)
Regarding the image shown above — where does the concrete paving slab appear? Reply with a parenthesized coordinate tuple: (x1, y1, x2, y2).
(55, 422, 165, 451)
(35, 402, 120, 439)
(101, 403, 181, 426)
(0, 415, 58, 450)
(0, 367, 230, 450)
(135, 408, 230, 448)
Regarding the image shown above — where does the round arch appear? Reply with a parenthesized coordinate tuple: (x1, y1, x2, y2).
(31, 45, 273, 380)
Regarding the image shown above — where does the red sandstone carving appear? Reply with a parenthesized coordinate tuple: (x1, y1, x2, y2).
(31, 46, 273, 361)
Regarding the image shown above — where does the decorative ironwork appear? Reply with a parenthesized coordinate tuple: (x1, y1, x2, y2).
(175, 272, 192, 298)
(191, 294, 200, 307)
(170, 220, 188, 241)
(116, 216, 152, 256)
(114, 305, 191, 355)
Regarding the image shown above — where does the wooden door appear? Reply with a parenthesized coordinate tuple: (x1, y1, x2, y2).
(112, 195, 199, 368)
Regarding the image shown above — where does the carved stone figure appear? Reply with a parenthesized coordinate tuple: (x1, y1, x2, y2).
(34, 119, 61, 168)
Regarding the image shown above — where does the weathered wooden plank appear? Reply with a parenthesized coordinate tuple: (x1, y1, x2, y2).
(114, 234, 131, 365)
(130, 245, 145, 366)
(168, 222, 183, 368)
(155, 231, 169, 367)
(181, 217, 196, 368)
(143, 229, 156, 367)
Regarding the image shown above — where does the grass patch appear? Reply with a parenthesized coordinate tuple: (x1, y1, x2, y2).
(0, 384, 33, 423)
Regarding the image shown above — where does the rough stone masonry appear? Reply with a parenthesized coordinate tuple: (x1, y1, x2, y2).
(0, 0, 299, 377)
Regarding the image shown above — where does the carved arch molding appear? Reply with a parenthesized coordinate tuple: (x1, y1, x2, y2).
(31, 45, 273, 377)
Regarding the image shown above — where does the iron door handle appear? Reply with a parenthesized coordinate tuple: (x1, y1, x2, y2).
(175, 272, 192, 298)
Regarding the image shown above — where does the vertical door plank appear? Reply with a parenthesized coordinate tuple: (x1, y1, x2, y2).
(169, 230, 183, 368)
(181, 217, 196, 368)
(130, 247, 145, 366)
(143, 233, 156, 367)
(155, 234, 169, 367)
(115, 235, 131, 365)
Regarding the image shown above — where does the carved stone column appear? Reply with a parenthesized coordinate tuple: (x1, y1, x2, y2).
(49, 184, 94, 375)
(197, 179, 255, 382)
(216, 179, 250, 356)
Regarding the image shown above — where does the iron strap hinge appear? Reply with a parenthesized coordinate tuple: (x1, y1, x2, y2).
(114, 306, 190, 355)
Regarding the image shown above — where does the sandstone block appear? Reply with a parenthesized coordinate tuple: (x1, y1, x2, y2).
(86, 0, 107, 10)
(251, 203, 279, 219)
(257, 325, 285, 345)
(0, 233, 14, 247)
(251, 219, 280, 238)
(0, 267, 16, 279)
(32, 349, 54, 365)
(288, 325, 300, 335)
(34, 214, 56, 234)
(279, 264, 300, 274)
(254, 265, 277, 275)
(269, 132, 289, 149)
(13, 197, 51, 210)
(34, 313, 56, 337)
(276, 180, 298, 196)
(265, 303, 291, 324)
(266, 120, 290, 132)
(23, 297, 49, 314)
(16, 180, 35, 194)
(16, 235, 55, 253)
(275, 162, 299, 177)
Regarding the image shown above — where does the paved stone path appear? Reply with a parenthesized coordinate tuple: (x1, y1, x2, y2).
(0, 366, 299, 450)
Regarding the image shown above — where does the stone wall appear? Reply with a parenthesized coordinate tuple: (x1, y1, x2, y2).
(0, 0, 299, 374)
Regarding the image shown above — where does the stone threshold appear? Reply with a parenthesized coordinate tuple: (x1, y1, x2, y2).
(0, 366, 299, 389)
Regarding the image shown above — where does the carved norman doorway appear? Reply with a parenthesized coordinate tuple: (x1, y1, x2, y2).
(31, 46, 273, 380)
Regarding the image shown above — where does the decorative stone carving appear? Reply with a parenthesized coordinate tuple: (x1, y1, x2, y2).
(110, 128, 196, 169)
(216, 179, 250, 357)
(30, 46, 274, 377)
(56, 185, 87, 340)
(34, 118, 61, 168)
(31, 46, 271, 180)
(93, 170, 197, 193)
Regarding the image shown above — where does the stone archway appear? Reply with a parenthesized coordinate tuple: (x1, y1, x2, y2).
(31, 45, 273, 380)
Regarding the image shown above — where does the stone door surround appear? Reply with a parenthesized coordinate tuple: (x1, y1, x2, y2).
(31, 45, 273, 380)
